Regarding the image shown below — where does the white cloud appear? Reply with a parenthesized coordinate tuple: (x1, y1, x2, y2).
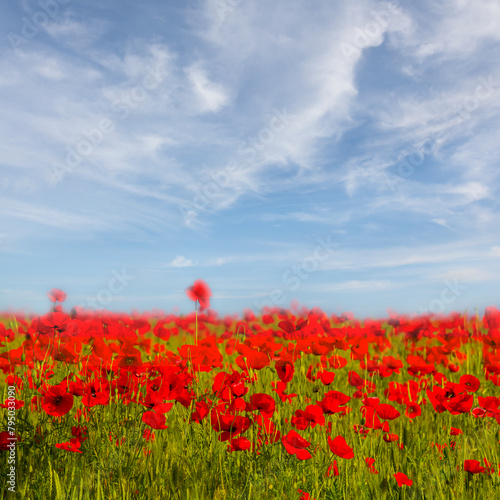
(34, 58, 66, 80)
(184, 0, 375, 194)
(320, 280, 393, 292)
(440, 268, 498, 283)
(261, 211, 350, 224)
(404, 0, 500, 59)
(0, 199, 110, 231)
(167, 256, 198, 268)
(43, 15, 108, 49)
(320, 238, 500, 272)
(439, 181, 490, 202)
(205, 257, 230, 266)
(491, 247, 500, 258)
(185, 64, 229, 113)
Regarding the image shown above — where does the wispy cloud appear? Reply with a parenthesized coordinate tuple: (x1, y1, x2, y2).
(166, 256, 198, 268)
(185, 63, 230, 113)
(318, 280, 394, 292)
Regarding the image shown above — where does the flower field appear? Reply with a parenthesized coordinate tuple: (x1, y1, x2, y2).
(1, 284, 500, 499)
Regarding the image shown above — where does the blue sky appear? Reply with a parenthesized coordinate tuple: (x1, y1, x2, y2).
(1, 0, 500, 319)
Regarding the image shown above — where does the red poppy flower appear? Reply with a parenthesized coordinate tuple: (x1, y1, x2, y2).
(394, 472, 413, 486)
(375, 404, 401, 420)
(36, 312, 69, 335)
(351, 339, 368, 358)
(0, 398, 24, 409)
(143, 429, 155, 441)
(317, 395, 342, 415)
(210, 410, 252, 442)
(47, 288, 67, 303)
(353, 424, 370, 436)
(191, 400, 210, 423)
(471, 407, 487, 418)
(292, 404, 326, 429)
(254, 414, 281, 445)
(238, 350, 270, 370)
(278, 319, 309, 337)
(271, 380, 298, 404)
(41, 384, 74, 417)
(460, 374, 480, 393)
(275, 359, 295, 383)
(282, 430, 312, 460)
(55, 438, 82, 453)
(228, 437, 251, 452)
(381, 356, 403, 374)
(325, 390, 351, 405)
(362, 396, 380, 407)
(329, 355, 347, 369)
(450, 427, 463, 436)
(328, 435, 354, 459)
(361, 406, 383, 429)
(0, 431, 20, 450)
(477, 396, 500, 412)
(348, 371, 365, 388)
(405, 402, 421, 419)
(464, 460, 487, 474)
(447, 394, 474, 414)
(325, 461, 339, 477)
(318, 371, 335, 385)
(81, 381, 110, 407)
(186, 280, 212, 310)
(71, 425, 89, 443)
(140, 390, 174, 414)
(383, 433, 399, 443)
(142, 411, 168, 429)
(115, 346, 143, 369)
(245, 393, 276, 418)
(365, 457, 379, 474)
(153, 322, 171, 341)
(297, 489, 316, 500)
(291, 411, 308, 430)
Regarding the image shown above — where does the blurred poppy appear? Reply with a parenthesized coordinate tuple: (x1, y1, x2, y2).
(47, 289, 67, 303)
(186, 280, 212, 310)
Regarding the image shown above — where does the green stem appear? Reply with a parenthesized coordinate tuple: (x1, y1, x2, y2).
(195, 302, 198, 345)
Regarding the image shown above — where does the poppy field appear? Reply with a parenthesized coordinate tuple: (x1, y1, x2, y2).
(1, 282, 500, 499)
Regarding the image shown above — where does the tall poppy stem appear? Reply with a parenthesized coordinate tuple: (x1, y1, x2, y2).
(195, 301, 198, 345)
